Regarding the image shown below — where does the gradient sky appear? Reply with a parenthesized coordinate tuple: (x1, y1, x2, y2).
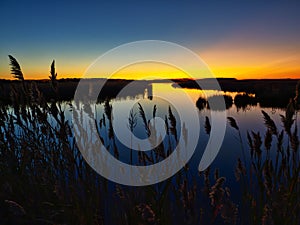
(1, 0, 300, 79)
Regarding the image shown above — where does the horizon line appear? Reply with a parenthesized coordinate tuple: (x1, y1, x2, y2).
(1, 77, 299, 82)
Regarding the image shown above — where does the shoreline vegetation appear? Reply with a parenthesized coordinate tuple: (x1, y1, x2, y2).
(0, 78, 298, 107)
(0, 56, 299, 224)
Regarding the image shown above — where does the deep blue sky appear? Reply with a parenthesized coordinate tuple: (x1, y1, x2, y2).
(1, 0, 300, 79)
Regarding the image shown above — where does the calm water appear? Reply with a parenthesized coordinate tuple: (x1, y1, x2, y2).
(69, 81, 294, 194)
(4, 81, 297, 224)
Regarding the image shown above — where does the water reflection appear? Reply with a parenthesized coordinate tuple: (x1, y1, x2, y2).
(3, 80, 299, 224)
(88, 82, 293, 164)
(81, 81, 298, 192)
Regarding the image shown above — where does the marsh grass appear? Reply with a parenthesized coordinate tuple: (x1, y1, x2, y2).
(227, 89, 300, 225)
(0, 56, 299, 225)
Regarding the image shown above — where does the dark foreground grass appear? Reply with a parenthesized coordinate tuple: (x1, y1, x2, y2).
(0, 56, 299, 225)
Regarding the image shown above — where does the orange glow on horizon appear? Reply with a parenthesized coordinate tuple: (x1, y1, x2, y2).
(109, 62, 191, 80)
(198, 35, 300, 79)
(1, 45, 300, 80)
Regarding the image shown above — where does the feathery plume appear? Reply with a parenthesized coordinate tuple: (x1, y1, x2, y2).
(8, 55, 24, 81)
(261, 110, 277, 136)
(138, 103, 150, 136)
(49, 60, 58, 92)
(227, 117, 239, 130)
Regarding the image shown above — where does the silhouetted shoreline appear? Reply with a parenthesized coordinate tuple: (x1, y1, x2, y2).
(0, 78, 298, 107)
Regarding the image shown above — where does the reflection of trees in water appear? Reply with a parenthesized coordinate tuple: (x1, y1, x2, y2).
(196, 97, 206, 111)
(234, 94, 257, 111)
(194, 92, 293, 112)
(196, 94, 233, 111)
(2, 56, 299, 225)
(207, 95, 233, 111)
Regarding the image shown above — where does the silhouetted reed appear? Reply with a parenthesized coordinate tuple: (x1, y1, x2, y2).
(8, 55, 24, 81)
(49, 60, 58, 97)
(1, 56, 299, 225)
(231, 87, 300, 225)
(227, 117, 247, 170)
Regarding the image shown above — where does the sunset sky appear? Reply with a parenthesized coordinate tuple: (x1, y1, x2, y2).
(1, 0, 300, 80)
